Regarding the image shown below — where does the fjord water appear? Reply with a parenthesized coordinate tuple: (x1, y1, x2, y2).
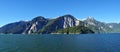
(0, 34, 120, 52)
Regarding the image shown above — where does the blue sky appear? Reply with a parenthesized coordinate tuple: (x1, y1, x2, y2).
(0, 0, 120, 27)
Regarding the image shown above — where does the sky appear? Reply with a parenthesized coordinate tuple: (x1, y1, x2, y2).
(0, 0, 120, 27)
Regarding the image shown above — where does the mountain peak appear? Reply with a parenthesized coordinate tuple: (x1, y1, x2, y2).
(63, 14, 73, 17)
(58, 14, 77, 20)
(31, 16, 47, 22)
(32, 16, 46, 20)
(80, 16, 95, 21)
(86, 16, 95, 20)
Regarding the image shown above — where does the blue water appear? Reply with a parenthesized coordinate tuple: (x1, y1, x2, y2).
(0, 33, 120, 52)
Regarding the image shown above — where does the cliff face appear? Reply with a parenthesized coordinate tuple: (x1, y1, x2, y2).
(62, 15, 78, 28)
(23, 16, 48, 34)
(38, 14, 80, 34)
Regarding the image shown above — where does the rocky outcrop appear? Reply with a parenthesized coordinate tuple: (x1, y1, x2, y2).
(23, 16, 48, 34)
(62, 15, 77, 28)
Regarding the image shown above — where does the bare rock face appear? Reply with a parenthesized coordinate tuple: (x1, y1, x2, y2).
(75, 20, 80, 26)
(63, 15, 78, 28)
(27, 22, 37, 34)
(39, 14, 81, 34)
(23, 16, 48, 34)
(62, 15, 81, 29)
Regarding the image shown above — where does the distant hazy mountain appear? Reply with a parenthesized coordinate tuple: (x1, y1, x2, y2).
(107, 23, 120, 33)
(0, 14, 119, 34)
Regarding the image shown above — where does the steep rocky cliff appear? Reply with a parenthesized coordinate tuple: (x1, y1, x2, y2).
(37, 14, 80, 34)
(23, 16, 48, 34)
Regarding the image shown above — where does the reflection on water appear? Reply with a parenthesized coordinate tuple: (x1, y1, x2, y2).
(0, 34, 120, 52)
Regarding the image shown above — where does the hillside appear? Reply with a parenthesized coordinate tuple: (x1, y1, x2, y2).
(52, 26, 94, 34)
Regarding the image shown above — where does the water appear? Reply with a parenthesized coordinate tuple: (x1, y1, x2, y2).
(0, 33, 120, 52)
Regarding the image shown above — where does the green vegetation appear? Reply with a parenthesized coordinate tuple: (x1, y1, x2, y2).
(53, 26, 94, 34)
(37, 19, 58, 34)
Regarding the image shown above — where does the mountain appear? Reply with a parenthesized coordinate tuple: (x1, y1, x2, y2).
(0, 21, 29, 34)
(23, 16, 48, 34)
(0, 16, 48, 34)
(0, 14, 119, 34)
(82, 16, 112, 33)
(37, 14, 81, 34)
(52, 26, 94, 34)
(107, 23, 120, 33)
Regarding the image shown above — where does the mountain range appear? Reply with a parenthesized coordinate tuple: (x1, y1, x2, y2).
(0, 14, 120, 34)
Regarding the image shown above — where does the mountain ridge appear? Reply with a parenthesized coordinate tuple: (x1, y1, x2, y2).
(0, 14, 120, 34)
